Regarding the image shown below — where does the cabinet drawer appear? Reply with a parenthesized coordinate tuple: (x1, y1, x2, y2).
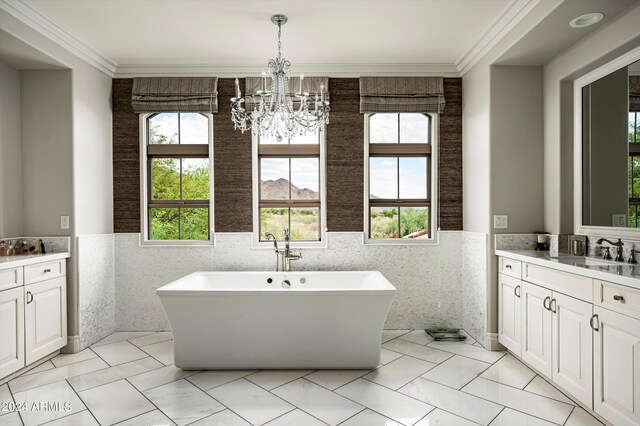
(499, 257, 521, 279)
(0, 267, 23, 291)
(24, 260, 65, 285)
(594, 280, 640, 321)
(523, 263, 592, 302)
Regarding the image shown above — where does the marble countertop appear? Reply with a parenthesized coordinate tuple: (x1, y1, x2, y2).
(496, 249, 640, 290)
(0, 252, 70, 270)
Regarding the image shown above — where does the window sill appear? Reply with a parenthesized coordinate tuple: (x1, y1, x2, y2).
(138, 235, 214, 247)
(251, 238, 328, 250)
(363, 234, 438, 246)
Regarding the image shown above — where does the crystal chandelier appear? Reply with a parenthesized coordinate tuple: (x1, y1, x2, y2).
(231, 14, 329, 141)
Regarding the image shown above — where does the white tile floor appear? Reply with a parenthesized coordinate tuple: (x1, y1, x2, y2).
(0, 330, 604, 426)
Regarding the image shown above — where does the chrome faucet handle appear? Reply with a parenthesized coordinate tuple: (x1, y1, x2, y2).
(283, 228, 290, 241)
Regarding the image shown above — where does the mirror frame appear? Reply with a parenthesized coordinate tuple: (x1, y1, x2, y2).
(574, 45, 640, 238)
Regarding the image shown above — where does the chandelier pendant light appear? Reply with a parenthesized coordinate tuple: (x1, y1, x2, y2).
(231, 14, 329, 141)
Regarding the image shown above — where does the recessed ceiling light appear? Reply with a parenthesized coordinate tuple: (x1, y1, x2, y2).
(569, 12, 604, 28)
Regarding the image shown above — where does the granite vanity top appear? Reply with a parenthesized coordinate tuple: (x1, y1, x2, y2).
(0, 252, 70, 271)
(496, 249, 640, 290)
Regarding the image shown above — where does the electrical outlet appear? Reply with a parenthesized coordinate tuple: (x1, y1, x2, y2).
(494, 215, 508, 229)
(60, 216, 70, 230)
(612, 214, 627, 227)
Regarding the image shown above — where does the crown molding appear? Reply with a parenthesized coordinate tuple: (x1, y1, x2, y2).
(0, 0, 116, 76)
(114, 62, 461, 78)
(456, 0, 540, 75)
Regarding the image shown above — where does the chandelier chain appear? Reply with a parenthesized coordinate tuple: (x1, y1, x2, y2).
(277, 22, 282, 60)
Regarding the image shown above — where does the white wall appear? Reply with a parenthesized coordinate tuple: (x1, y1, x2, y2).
(0, 61, 22, 237)
(72, 61, 113, 236)
(544, 3, 640, 234)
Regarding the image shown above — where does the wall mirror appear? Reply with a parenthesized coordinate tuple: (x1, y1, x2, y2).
(575, 47, 640, 237)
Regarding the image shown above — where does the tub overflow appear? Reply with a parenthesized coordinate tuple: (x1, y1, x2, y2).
(281, 279, 291, 289)
(300, 278, 306, 284)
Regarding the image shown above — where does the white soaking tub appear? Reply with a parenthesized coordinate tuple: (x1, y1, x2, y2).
(156, 271, 396, 369)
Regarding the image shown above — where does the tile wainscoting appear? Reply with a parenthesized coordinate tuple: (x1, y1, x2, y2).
(77, 234, 116, 350)
(75, 231, 489, 348)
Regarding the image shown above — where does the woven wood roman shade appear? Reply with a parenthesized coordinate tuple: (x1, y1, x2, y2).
(131, 77, 218, 113)
(631, 76, 640, 112)
(244, 76, 329, 108)
(359, 76, 445, 113)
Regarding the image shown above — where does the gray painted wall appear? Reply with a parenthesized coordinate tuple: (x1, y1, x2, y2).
(0, 62, 22, 237)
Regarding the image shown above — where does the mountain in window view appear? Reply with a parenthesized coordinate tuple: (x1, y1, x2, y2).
(261, 178, 318, 199)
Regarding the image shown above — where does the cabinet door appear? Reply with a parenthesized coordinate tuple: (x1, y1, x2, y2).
(498, 274, 522, 356)
(522, 281, 553, 377)
(552, 293, 593, 408)
(594, 306, 640, 426)
(25, 277, 67, 365)
(0, 287, 25, 378)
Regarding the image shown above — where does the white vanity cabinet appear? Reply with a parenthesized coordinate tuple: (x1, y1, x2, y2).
(498, 273, 522, 356)
(498, 257, 594, 408)
(0, 256, 67, 380)
(592, 280, 640, 426)
(0, 285, 25, 378)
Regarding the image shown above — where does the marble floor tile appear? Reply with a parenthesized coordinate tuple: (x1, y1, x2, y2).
(91, 331, 155, 347)
(264, 409, 327, 426)
(340, 409, 403, 426)
(565, 407, 605, 426)
(398, 330, 434, 345)
(51, 348, 98, 368)
(91, 340, 148, 366)
(490, 408, 556, 425)
(414, 408, 478, 426)
(381, 330, 410, 343)
(1, 412, 23, 426)
(305, 369, 369, 391)
(144, 379, 225, 426)
(0, 383, 13, 414)
(335, 378, 434, 426)
(379, 348, 403, 365)
(116, 409, 176, 426)
(140, 339, 174, 365)
(428, 341, 506, 364)
(187, 370, 257, 392)
(45, 410, 99, 425)
(382, 339, 453, 364)
(524, 376, 575, 405)
(13, 380, 86, 426)
(421, 355, 491, 389)
(459, 330, 478, 345)
(480, 354, 536, 389)
(9, 357, 109, 393)
(462, 377, 573, 425)
(128, 331, 173, 347)
(22, 360, 55, 376)
(207, 379, 294, 425)
(189, 409, 251, 426)
(272, 378, 363, 425)
(399, 378, 503, 425)
(78, 379, 154, 425)
(246, 370, 314, 390)
(129, 364, 202, 392)
(364, 356, 436, 390)
(68, 356, 162, 392)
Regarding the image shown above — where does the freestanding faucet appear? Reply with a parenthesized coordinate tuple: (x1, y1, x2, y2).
(596, 238, 624, 262)
(265, 228, 302, 271)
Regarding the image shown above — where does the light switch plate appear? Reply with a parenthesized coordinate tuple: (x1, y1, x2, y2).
(60, 215, 70, 230)
(493, 215, 508, 229)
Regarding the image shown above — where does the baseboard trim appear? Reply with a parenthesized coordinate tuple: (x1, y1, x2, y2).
(61, 335, 80, 354)
(485, 333, 506, 351)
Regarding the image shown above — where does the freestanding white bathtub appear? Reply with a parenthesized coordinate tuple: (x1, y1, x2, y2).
(157, 271, 395, 369)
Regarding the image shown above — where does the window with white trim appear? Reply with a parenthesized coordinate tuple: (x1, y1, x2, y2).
(254, 129, 326, 243)
(365, 113, 437, 241)
(141, 112, 213, 242)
